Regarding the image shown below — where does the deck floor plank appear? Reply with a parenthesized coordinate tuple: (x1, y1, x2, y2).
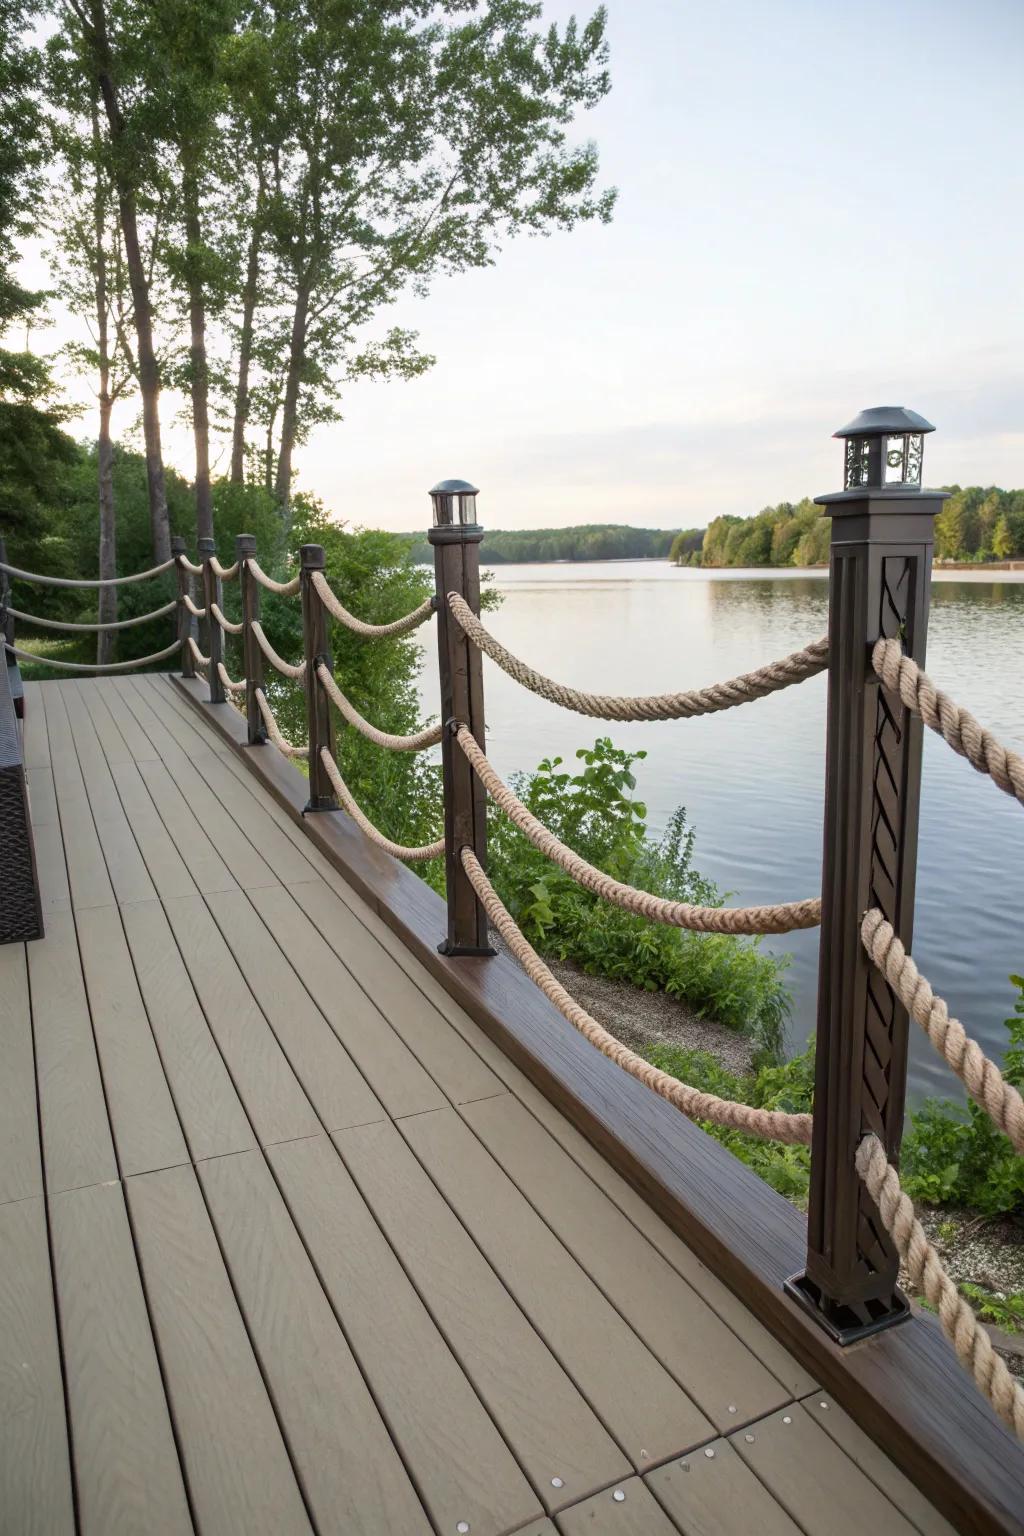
(555, 1476, 679, 1535)
(41, 686, 115, 909)
(197, 1147, 432, 1536)
(645, 1438, 801, 1536)
(136, 757, 240, 893)
(107, 758, 200, 899)
(400, 1105, 714, 1470)
(125, 1163, 313, 1536)
(0, 943, 42, 1204)
(269, 1132, 542, 1536)
(50, 1179, 193, 1535)
(0, 1197, 75, 1535)
(336, 1118, 632, 1514)
(803, 1396, 958, 1536)
(20, 680, 51, 769)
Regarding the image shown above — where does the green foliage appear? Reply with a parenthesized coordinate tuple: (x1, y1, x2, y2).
(957, 1285, 1024, 1335)
(486, 738, 791, 1057)
(901, 976, 1024, 1216)
(643, 1041, 814, 1203)
(405, 524, 679, 565)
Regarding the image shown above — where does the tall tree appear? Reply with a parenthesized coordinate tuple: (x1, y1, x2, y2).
(59, 0, 172, 562)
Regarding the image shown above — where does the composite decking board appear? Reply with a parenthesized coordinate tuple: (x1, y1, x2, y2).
(130, 673, 224, 763)
(204, 887, 385, 1134)
(28, 905, 117, 1193)
(112, 674, 205, 765)
(0, 1197, 75, 1536)
(0, 943, 42, 1204)
(161, 893, 322, 1147)
(803, 1396, 957, 1536)
(400, 1106, 714, 1470)
(124, 1164, 313, 1536)
(107, 758, 200, 900)
(20, 681, 51, 769)
(82, 674, 161, 762)
(75, 903, 190, 1178)
(730, 1404, 923, 1536)
(145, 674, 237, 758)
(49, 1179, 193, 1535)
(136, 757, 240, 893)
(75, 677, 136, 766)
(246, 882, 448, 1121)
(41, 685, 115, 909)
(286, 876, 504, 1106)
(462, 1093, 792, 1432)
(336, 1119, 631, 1513)
(25, 765, 58, 826)
(29, 809, 71, 913)
(554, 1477, 679, 1536)
(120, 899, 256, 1162)
(269, 1133, 542, 1536)
(645, 1439, 801, 1536)
(56, 682, 126, 824)
(196, 1147, 432, 1536)
(177, 745, 322, 886)
(147, 744, 281, 890)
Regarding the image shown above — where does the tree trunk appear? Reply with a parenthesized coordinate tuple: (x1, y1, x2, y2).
(230, 196, 263, 484)
(273, 279, 310, 512)
(88, 0, 170, 565)
(91, 95, 117, 665)
(183, 159, 213, 542)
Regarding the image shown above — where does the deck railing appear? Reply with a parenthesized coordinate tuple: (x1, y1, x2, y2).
(3, 408, 1022, 1444)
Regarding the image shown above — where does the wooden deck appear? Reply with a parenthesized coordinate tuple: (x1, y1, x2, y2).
(2, 673, 962, 1535)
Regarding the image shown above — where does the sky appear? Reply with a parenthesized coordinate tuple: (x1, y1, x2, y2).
(21, 0, 1024, 534)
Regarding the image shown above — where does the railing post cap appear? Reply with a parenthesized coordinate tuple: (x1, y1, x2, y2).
(170, 535, 187, 555)
(197, 536, 216, 554)
(299, 543, 326, 569)
(235, 532, 257, 555)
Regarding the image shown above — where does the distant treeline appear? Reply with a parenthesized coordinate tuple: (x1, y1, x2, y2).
(669, 486, 1024, 568)
(404, 523, 679, 564)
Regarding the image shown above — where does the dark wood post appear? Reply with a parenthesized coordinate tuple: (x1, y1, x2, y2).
(787, 408, 947, 1343)
(299, 543, 337, 811)
(171, 536, 195, 679)
(199, 536, 225, 704)
(236, 533, 265, 744)
(429, 479, 493, 957)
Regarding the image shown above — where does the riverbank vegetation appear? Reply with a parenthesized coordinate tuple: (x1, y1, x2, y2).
(404, 524, 679, 564)
(669, 485, 1024, 569)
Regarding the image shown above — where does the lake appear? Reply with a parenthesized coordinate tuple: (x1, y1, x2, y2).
(420, 559, 1023, 1105)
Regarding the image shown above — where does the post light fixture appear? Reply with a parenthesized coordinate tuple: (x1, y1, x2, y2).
(430, 479, 479, 530)
(834, 406, 934, 494)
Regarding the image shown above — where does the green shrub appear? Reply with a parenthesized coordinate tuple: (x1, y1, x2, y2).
(486, 739, 792, 1058)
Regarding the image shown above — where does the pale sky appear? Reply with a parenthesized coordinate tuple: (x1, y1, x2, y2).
(21, 0, 1024, 534)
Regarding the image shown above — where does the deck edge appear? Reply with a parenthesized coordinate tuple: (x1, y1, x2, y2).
(171, 673, 1024, 1536)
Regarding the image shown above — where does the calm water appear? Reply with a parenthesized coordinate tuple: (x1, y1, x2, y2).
(420, 560, 1024, 1103)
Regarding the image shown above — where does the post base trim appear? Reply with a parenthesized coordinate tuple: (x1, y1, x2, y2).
(438, 939, 497, 958)
(784, 1270, 912, 1345)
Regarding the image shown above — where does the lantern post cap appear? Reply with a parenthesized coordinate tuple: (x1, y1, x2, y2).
(833, 406, 935, 439)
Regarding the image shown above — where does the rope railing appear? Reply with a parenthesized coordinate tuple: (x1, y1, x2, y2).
(448, 592, 829, 722)
(254, 688, 307, 757)
(182, 593, 207, 618)
(245, 558, 300, 597)
(862, 910, 1024, 1153)
(873, 638, 1024, 808)
(210, 556, 239, 582)
(187, 636, 210, 668)
(3, 599, 177, 632)
(177, 554, 204, 576)
(316, 662, 443, 752)
(250, 620, 306, 680)
(0, 556, 175, 588)
(7, 638, 181, 672)
(217, 661, 246, 695)
(319, 746, 444, 860)
(856, 1136, 1024, 1440)
(210, 601, 243, 635)
(453, 722, 821, 934)
(312, 569, 434, 638)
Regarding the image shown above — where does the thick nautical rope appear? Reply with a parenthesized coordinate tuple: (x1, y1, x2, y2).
(873, 638, 1024, 808)
(216, 661, 246, 694)
(8, 639, 181, 672)
(316, 662, 443, 752)
(448, 592, 829, 722)
(319, 747, 444, 860)
(244, 558, 300, 596)
(862, 910, 1024, 1153)
(182, 592, 207, 618)
(254, 688, 307, 757)
(209, 556, 239, 581)
(312, 569, 434, 638)
(856, 1136, 1024, 1441)
(210, 602, 243, 635)
(187, 636, 211, 668)
(250, 620, 306, 680)
(1, 556, 175, 588)
(461, 848, 811, 1143)
(454, 725, 821, 934)
(177, 555, 204, 576)
(5, 599, 178, 631)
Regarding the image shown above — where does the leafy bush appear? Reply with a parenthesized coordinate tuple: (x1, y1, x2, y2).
(486, 739, 792, 1058)
(901, 976, 1024, 1216)
(643, 1041, 814, 1203)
